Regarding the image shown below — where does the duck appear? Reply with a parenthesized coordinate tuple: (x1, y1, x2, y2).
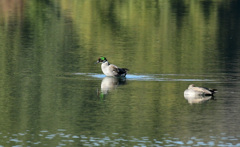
(184, 84, 217, 96)
(96, 57, 129, 77)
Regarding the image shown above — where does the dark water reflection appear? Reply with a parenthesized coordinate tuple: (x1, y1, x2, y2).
(1, 73, 240, 146)
(1, 0, 240, 146)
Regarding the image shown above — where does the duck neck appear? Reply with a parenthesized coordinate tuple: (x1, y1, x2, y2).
(103, 61, 109, 65)
(101, 61, 109, 68)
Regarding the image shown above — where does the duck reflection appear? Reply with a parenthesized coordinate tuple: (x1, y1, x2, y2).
(98, 77, 126, 98)
(184, 92, 214, 104)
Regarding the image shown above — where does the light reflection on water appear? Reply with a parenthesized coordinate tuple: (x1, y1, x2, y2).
(0, 72, 238, 146)
(1, 0, 240, 146)
(1, 130, 239, 146)
(74, 73, 214, 82)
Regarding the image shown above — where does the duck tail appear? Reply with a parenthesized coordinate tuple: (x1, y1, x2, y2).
(121, 68, 129, 72)
(209, 89, 217, 94)
(212, 89, 218, 93)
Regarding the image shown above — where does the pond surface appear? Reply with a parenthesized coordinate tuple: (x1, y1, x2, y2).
(0, 0, 240, 146)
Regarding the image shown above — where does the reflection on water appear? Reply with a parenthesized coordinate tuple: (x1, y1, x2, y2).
(0, 129, 239, 146)
(77, 73, 215, 82)
(1, 0, 240, 146)
(126, 74, 214, 82)
(98, 77, 126, 98)
(184, 93, 214, 104)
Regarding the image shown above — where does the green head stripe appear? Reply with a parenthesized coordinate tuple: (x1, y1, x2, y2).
(100, 57, 105, 60)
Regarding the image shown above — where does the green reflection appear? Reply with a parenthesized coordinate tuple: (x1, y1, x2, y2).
(0, 0, 240, 146)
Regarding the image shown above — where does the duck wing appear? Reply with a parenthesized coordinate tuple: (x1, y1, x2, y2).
(118, 68, 128, 75)
(108, 64, 120, 76)
(109, 64, 128, 76)
(191, 87, 212, 95)
(204, 87, 217, 94)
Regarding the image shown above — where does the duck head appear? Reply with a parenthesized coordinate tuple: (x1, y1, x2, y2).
(96, 57, 108, 64)
(188, 84, 194, 89)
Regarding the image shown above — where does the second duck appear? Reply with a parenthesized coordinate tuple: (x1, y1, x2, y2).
(184, 84, 217, 96)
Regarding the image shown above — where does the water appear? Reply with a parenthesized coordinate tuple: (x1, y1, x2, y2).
(1, 0, 240, 146)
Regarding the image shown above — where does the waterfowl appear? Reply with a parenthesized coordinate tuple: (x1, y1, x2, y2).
(184, 84, 217, 96)
(96, 57, 129, 77)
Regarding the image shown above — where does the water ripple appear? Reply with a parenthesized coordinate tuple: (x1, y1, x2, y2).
(0, 130, 239, 146)
(74, 73, 214, 82)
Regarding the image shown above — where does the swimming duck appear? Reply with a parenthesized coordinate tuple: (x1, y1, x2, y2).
(184, 84, 217, 96)
(96, 57, 129, 77)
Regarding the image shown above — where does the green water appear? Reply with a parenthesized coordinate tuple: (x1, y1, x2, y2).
(0, 0, 240, 146)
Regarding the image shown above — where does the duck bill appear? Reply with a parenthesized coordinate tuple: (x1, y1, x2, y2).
(95, 61, 100, 64)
